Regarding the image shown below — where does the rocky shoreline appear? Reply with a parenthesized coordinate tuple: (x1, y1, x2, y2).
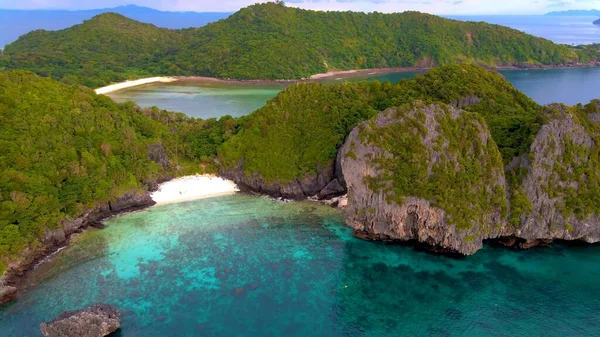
(0, 190, 157, 305)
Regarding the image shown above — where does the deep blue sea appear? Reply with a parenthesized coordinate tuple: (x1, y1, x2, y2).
(1, 195, 599, 336)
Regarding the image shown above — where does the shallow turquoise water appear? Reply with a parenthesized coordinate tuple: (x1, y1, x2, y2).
(108, 68, 600, 119)
(108, 81, 283, 119)
(1, 194, 599, 336)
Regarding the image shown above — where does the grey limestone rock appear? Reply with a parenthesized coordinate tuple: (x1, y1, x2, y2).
(340, 103, 509, 255)
(40, 303, 121, 337)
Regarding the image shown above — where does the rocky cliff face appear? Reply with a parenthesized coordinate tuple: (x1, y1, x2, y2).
(0, 191, 155, 305)
(511, 103, 600, 245)
(340, 102, 509, 255)
(40, 303, 121, 337)
(220, 161, 345, 200)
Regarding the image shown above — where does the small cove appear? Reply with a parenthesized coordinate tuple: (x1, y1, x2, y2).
(108, 67, 600, 119)
(1, 195, 600, 336)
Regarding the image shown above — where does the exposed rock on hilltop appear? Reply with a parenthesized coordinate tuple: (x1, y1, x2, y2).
(40, 303, 121, 337)
(510, 102, 600, 246)
(339, 102, 509, 255)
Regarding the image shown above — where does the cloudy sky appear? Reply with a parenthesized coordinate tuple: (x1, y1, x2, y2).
(1, 0, 600, 15)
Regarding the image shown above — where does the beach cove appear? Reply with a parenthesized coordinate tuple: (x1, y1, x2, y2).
(2, 192, 600, 336)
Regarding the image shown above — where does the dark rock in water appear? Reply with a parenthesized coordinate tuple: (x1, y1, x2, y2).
(147, 143, 169, 169)
(594, 18, 600, 25)
(40, 303, 121, 337)
(0, 282, 17, 304)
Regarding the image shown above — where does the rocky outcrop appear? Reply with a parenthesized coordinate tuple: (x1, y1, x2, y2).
(148, 143, 169, 169)
(0, 190, 155, 305)
(511, 104, 600, 246)
(220, 161, 344, 200)
(340, 102, 509, 255)
(108, 191, 155, 213)
(40, 303, 121, 337)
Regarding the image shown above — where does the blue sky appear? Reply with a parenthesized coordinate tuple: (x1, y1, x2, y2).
(1, 0, 599, 14)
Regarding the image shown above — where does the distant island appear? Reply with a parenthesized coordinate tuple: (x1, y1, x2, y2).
(0, 5, 230, 48)
(2, 3, 599, 87)
(595, 18, 600, 25)
(545, 9, 600, 16)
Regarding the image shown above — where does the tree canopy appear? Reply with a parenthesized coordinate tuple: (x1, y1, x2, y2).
(2, 3, 596, 86)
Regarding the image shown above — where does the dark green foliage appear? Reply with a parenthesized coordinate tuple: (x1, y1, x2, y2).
(2, 3, 596, 86)
(0, 71, 236, 271)
(219, 64, 542, 184)
(411, 65, 543, 161)
(1, 14, 187, 87)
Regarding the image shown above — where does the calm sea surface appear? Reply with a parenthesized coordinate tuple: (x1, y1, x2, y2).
(109, 67, 600, 119)
(1, 195, 599, 336)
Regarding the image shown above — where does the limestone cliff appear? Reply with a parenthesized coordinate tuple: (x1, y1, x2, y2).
(509, 103, 600, 246)
(339, 102, 509, 255)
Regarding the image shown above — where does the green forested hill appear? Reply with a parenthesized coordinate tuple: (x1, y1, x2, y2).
(2, 3, 596, 86)
(0, 71, 240, 272)
(1, 14, 187, 87)
(219, 64, 542, 184)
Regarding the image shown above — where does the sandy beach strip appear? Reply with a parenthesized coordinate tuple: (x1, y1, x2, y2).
(150, 175, 239, 205)
(309, 67, 426, 80)
(95, 77, 178, 95)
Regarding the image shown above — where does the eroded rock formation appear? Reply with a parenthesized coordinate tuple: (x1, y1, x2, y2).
(40, 303, 121, 337)
(339, 102, 509, 255)
(511, 103, 600, 246)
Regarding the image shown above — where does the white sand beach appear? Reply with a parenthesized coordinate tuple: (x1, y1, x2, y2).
(151, 175, 239, 205)
(95, 77, 178, 95)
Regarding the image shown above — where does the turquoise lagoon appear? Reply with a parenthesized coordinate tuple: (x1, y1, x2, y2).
(108, 68, 600, 119)
(1, 195, 599, 336)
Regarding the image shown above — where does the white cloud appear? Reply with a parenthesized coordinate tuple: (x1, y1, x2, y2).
(1, 0, 600, 15)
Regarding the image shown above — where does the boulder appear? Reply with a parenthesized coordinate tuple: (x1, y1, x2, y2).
(40, 303, 120, 337)
(109, 191, 155, 213)
(317, 179, 345, 200)
(0, 282, 17, 304)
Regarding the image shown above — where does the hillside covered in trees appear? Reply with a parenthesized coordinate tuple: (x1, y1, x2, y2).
(219, 64, 542, 187)
(2, 3, 597, 87)
(0, 71, 241, 273)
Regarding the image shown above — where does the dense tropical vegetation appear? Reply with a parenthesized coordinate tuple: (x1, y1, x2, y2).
(219, 64, 542, 184)
(2, 3, 597, 87)
(0, 71, 240, 273)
